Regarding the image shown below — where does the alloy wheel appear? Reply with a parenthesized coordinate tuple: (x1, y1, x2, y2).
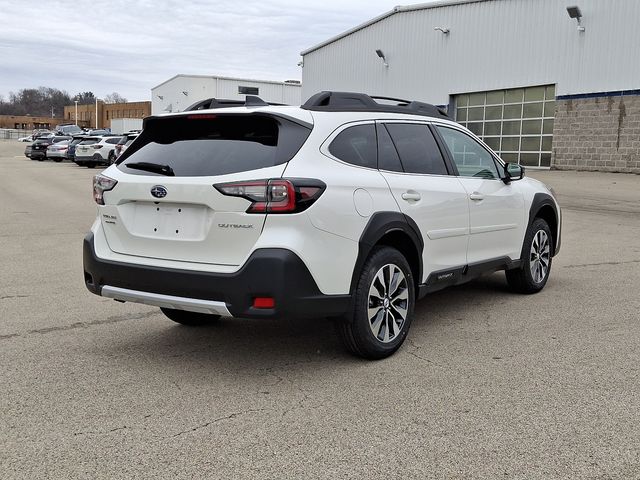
(367, 264, 409, 343)
(530, 230, 550, 283)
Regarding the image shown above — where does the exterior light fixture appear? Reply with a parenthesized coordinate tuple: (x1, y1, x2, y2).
(434, 26, 450, 34)
(182, 91, 188, 96)
(157, 95, 164, 100)
(375, 49, 389, 68)
(566, 6, 585, 32)
(297, 60, 304, 67)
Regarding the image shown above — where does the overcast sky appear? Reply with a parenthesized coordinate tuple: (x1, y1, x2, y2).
(0, 0, 405, 102)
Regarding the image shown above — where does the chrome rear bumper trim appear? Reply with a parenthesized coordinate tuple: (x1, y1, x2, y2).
(101, 285, 231, 316)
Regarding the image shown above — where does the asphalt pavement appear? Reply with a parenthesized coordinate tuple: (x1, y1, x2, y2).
(1, 140, 639, 479)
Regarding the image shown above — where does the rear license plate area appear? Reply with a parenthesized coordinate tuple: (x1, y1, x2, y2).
(126, 202, 210, 240)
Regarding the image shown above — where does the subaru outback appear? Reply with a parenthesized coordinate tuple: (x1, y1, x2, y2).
(83, 91, 561, 359)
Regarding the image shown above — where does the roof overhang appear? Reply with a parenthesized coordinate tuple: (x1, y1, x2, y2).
(300, 0, 491, 56)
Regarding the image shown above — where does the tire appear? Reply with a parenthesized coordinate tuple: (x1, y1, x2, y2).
(53, 158, 62, 163)
(505, 218, 553, 294)
(160, 308, 221, 326)
(86, 163, 96, 169)
(108, 152, 115, 165)
(338, 246, 415, 359)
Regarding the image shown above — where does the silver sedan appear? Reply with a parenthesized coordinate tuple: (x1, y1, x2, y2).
(46, 140, 70, 162)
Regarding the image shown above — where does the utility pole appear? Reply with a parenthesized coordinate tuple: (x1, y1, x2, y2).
(74, 100, 78, 126)
(95, 98, 98, 129)
(51, 106, 54, 118)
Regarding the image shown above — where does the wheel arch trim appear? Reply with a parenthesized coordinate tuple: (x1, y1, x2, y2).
(527, 192, 561, 257)
(349, 211, 424, 295)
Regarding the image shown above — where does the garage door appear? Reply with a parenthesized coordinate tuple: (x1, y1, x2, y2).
(454, 85, 555, 168)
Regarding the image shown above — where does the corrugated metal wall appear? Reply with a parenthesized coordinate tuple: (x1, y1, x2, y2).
(152, 76, 302, 114)
(302, 0, 640, 103)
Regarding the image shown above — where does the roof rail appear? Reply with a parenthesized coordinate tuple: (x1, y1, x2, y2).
(185, 96, 286, 111)
(301, 91, 450, 119)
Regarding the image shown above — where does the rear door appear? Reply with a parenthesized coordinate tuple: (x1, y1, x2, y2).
(101, 113, 311, 267)
(434, 125, 525, 263)
(376, 121, 469, 281)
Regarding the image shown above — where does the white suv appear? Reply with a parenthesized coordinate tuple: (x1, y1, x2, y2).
(75, 136, 122, 167)
(83, 92, 561, 359)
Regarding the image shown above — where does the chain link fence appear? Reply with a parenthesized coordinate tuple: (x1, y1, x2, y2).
(0, 128, 32, 140)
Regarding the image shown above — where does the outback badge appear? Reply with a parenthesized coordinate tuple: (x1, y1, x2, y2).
(150, 185, 167, 199)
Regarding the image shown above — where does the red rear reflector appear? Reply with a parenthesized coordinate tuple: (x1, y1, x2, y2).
(253, 297, 275, 309)
(187, 114, 217, 120)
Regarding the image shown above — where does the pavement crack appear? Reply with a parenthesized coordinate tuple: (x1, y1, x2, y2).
(406, 339, 437, 365)
(170, 408, 267, 438)
(0, 310, 158, 341)
(564, 259, 640, 268)
(0, 295, 30, 300)
(74, 425, 127, 436)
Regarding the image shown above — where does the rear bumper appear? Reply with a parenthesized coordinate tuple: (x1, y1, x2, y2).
(83, 233, 351, 319)
(75, 154, 105, 164)
(30, 150, 46, 158)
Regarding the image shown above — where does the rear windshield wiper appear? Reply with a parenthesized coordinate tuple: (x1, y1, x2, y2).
(125, 162, 175, 176)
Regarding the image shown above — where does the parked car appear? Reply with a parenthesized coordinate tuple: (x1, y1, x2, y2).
(24, 143, 33, 158)
(74, 136, 121, 167)
(83, 91, 561, 359)
(30, 136, 71, 160)
(32, 129, 52, 139)
(66, 135, 87, 161)
(46, 140, 71, 162)
(113, 132, 139, 159)
(55, 124, 83, 136)
(18, 136, 33, 142)
(87, 129, 110, 136)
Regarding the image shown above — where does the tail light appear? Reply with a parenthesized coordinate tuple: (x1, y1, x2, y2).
(91, 144, 102, 149)
(214, 178, 325, 214)
(93, 174, 118, 205)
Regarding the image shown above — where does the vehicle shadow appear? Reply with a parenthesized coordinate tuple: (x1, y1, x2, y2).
(97, 272, 515, 375)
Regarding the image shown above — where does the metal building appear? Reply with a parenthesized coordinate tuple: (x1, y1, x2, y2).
(151, 75, 302, 115)
(301, 0, 640, 172)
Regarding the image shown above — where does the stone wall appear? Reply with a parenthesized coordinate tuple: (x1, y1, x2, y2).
(552, 94, 640, 173)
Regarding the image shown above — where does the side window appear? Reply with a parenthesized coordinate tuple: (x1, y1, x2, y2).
(106, 138, 120, 144)
(436, 126, 501, 179)
(328, 124, 377, 169)
(376, 123, 403, 172)
(385, 123, 448, 175)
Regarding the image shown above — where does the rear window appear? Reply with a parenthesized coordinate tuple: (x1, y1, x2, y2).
(117, 114, 311, 177)
(328, 124, 377, 169)
(80, 137, 100, 145)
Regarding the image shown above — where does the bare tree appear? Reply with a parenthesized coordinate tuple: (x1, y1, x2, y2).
(0, 87, 72, 116)
(103, 92, 128, 104)
(75, 91, 96, 104)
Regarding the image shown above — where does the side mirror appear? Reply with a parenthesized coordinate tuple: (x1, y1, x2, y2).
(504, 162, 525, 183)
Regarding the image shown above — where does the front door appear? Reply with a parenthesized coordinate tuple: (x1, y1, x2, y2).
(434, 125, 525, 264)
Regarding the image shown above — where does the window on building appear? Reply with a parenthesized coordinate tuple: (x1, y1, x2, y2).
(385, 123, 448, 175)
(328, 124, 377, 169)
(238, 86, 259, 95)
(454, 84, 555, 167)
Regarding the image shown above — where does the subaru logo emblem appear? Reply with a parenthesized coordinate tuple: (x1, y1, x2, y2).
(151, 185, 167, 198)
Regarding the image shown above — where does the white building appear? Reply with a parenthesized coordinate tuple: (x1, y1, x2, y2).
(300, 0, 640, 172)
(151, 75, 302, 115)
